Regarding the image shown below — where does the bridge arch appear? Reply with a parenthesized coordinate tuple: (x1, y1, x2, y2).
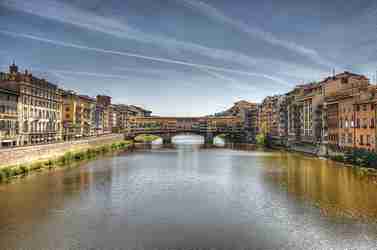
(213, 134, 226, 146)
(126, 129, 244, 145)
(134, 134, 163, 143)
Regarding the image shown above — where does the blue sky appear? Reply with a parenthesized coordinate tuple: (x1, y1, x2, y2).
(0, 0, 376, 116)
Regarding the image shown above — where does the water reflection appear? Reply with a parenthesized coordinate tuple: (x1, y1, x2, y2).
(1, 148, 377, 249)
(172, 134, 204, 145)
(260, 152, 377, 222)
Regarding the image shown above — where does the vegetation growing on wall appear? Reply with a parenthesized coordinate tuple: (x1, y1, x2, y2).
(0, 140, 132, 183)
(256, 133, 272, 148)
(217, 134, 226, 139)
(331, 148, 377, 169)
(134, 134, 161, 143)
(256, 133, 266, 146)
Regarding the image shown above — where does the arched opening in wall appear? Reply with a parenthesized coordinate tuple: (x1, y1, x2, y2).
(134, 134, 163, 145)
(171, 134, 204, 145)
(213, 134, 226, 147)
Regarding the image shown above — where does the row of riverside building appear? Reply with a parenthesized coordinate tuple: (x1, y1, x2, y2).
(258, 71, 377, 154)
(2, 62, 375, 153)
(0, 63, 151, 148)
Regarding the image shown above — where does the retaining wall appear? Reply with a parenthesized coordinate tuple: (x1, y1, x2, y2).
(0, 134, 125, 167)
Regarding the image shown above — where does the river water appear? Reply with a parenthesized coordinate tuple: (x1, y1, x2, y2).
(1, 140, 377, 249)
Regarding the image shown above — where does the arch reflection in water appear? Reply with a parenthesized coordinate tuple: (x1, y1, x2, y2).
(172, 134, 204, 146)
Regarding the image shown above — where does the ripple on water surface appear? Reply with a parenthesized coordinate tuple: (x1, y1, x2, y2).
(0, 146, 377, 249)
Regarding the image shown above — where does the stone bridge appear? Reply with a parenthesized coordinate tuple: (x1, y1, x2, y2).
(125, 129, 243, 144)
(124, 116, 249, 144)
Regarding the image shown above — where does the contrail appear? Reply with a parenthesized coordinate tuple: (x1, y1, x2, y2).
(48, 69, 134, 80)
(177, 0, 336, 68)
(0, 30, 291, 86)
(1, 0, 258, 68)
(200, 68, 258, 92)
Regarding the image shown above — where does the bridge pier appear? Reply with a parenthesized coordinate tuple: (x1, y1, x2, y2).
(162, 135, 172, 144)
(204, 132, 214, 144)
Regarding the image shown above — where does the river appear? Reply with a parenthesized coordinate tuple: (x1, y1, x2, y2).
(1, 138, 377, 249)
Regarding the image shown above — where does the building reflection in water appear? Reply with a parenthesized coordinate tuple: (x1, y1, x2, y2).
(172, 135, 203, 171)
(260, 152, 377, 221)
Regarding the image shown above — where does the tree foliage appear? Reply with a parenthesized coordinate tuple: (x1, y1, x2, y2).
(340, 149, 377, 169)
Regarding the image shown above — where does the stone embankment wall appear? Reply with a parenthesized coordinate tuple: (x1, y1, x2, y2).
(286, 143, 341, 157)
(288, 143, 319, 155)
(0, 134, 125, 168)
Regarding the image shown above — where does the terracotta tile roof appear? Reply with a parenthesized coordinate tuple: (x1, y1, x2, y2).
(320, 71, 368, 83)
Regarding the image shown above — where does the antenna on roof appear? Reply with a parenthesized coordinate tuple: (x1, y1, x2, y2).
(332, 69, 335, 78)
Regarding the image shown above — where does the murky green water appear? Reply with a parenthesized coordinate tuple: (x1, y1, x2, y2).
(1, 144, 377, 249)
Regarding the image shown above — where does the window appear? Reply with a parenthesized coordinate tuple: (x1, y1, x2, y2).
(348, 133, 353, 144)
(23, 121, 28, 132)
(341, 134, 346, 144)
(356, 105, 360, 111)
(371, 118, 375, 129)
(360, 135, 364, 145)
(367, 135, 371, 145)
(356, 118, 360, 128)
(372, 104, 375, 111)
(363, 118, 368, 129)
(363, 105, 367, 111)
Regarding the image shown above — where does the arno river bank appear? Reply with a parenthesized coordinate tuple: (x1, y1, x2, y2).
(1, 135, 377, 249)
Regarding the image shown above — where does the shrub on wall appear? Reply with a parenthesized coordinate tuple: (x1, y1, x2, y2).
(134, 134, 160, 143)
(0, 170, 5, 182)
(256, 133, 273, 148)
(19, 165, 29, 174)
(331, 155, 345, 162)
(342, 149, 377, 169)
(256, 134, 266, 146)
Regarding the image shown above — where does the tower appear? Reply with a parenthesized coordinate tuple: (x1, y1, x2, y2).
(9, 61, 18, 74)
